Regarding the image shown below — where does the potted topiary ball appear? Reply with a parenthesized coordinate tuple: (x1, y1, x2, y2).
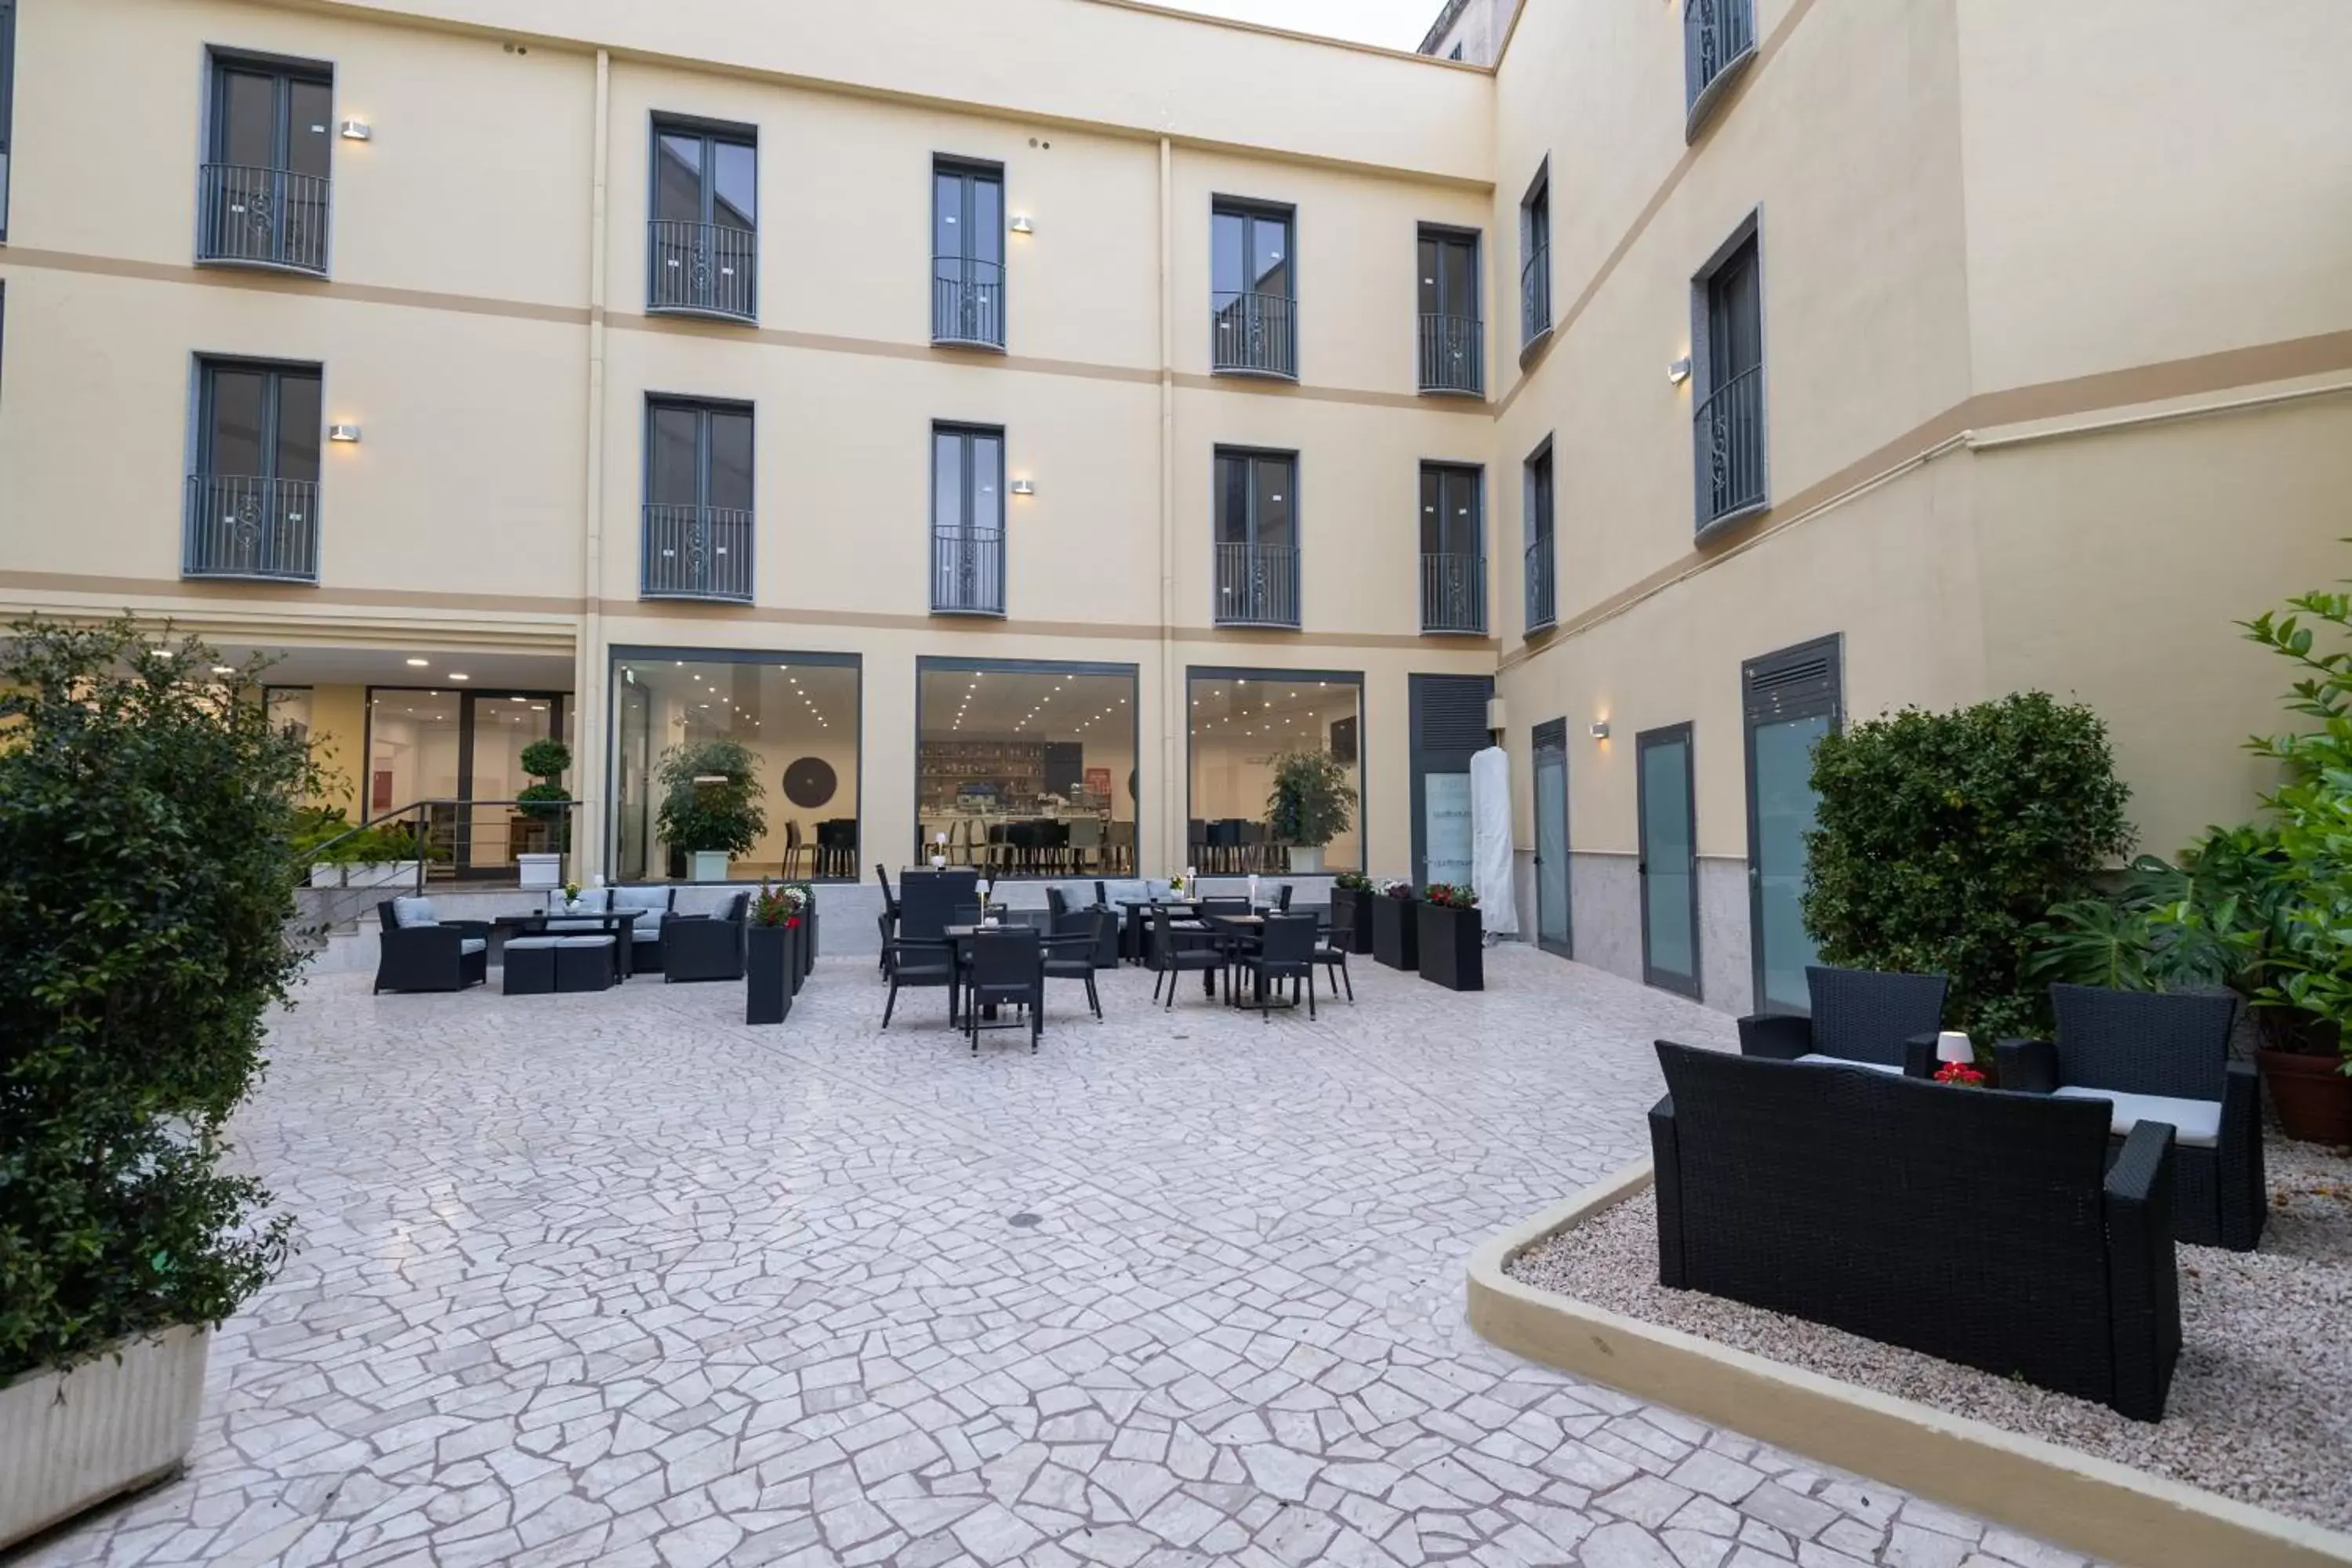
(514, 738, 572, 889)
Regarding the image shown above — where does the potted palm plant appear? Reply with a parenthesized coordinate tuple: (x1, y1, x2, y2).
(1265, 748, 1357, 877)
(1417, 881, 1485, 991)
(745, 881, 800, 1025)
(656, 739, 766, 883)
(1370, 878, 1421, 971)
(514, 738, 572, 889)
(1329, 872, 1377, 955)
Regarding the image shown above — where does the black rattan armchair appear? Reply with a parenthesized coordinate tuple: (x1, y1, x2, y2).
(1737, 965, 1948, 1077)
(373, 898, 488, 993)
(1651, 1041, 2180, 1421)
(1994, 985, 2259, 1252)
(662, 892, 750, 983)
(875, 863, 899, 977)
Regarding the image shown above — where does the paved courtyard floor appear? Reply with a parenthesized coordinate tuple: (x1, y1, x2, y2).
(25, 946, 2092, 1568)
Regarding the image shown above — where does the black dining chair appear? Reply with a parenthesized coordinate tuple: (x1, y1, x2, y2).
(1238, 914, 1319, 1020)
(1313, 900, 1356, 1002)
(1148, 906, 1223, 1010)
(964, 927, 1043, 1052)
(1044, 909, 1108, 1021)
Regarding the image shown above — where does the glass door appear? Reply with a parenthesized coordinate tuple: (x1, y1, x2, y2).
(1637, 723, 1700, 997)
(1744, 636, 1841, 1014)
(467, 695, 559, 877)
(617, 679, 651, 882)
(1533, 719, 1571, 956)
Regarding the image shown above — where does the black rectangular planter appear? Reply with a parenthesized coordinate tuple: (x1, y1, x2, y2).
(1370, 895, 1420, 971)
(1329, 887, 1377, 955)
(1417, 901, 1484, 991)
(747, 924, 795, 1025)
(799, 906, 818, 985)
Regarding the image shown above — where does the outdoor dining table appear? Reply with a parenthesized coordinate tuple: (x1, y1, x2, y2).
(492, 909, 645, 983)
(1204, 912, 1269, 1006)
(1116, 898, 1203, 964)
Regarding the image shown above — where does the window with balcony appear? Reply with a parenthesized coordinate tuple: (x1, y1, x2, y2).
(1213, 448, 1298, 629)
(1211, 201, 1296, 379)
(198, 54, 332, 275)
(1519, 165, 1551, 352)
(1693, 223, 1766, 532)
(648, 120, 757, 322)
(1417, 227, 1482, 397)
(185, 358, 321, 582)
(0, 1, 16, 240)
(933, 159, 1005, 349)
(1684, 0, 1757, 140)
(931, 423, 1005, 615)
(1418, 463, 1486, 634)
(1524, 438, 1556, 633)
(642, 398, 753, 601)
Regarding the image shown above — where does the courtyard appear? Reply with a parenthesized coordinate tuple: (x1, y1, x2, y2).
(20, 948, 2085, 1568)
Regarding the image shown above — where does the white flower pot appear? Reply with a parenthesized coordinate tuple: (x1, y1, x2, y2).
(0, 1327, 210, 1551)
(1287, 844, 1325, 875)
(517, 852, 563, 889)
(308, 860, 421, 889)
(688, 851, 731, 883)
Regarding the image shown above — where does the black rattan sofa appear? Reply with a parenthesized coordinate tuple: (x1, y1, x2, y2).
(1737, 965, 1947, 1077)
(661, 891, 750, 982)
(373, 898, 489, 993)
(1995, 984, 2261, 1252)
(1650, 1041, 2180, 1421)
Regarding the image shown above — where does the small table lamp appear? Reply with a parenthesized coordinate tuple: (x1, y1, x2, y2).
(1936, 1031, 1974, 1067)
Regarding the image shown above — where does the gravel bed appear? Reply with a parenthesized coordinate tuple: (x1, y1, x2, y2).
(1505, 1130, 2352, 1531)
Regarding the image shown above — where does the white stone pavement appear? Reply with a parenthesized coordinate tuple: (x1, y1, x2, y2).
(23, 945, 2095, 1568)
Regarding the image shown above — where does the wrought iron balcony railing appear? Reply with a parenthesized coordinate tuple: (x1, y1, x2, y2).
(195, 164, 329, 275)
(933, 258, 1006, 349)
(1420, 551, 1488, 635)
(1213, 543, 1300, 628)
(1685, 0, 1757, 129)
(1417, 314, 1483, 397)
(1520, 246, 1551, 348)
(642, 503, 753, 601)
(1525, 531, 1557, 633)
(1693, 365, 1766, 528)
(932, 527, 1006, 615)
(647, 221, 758, 322)
(183, 474, 319, 583)
(1211, 291, 1297, 379)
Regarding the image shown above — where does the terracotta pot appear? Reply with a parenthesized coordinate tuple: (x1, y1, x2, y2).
(2256, 1047, 2352, 1145)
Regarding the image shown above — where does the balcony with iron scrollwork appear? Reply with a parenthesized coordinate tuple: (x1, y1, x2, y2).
(933, 259, 1006, 350)
(1524, 531, 1557, 634)
(641, 504, 753, 601)
(1520, 246, 1552, 352)
(646, 221, 758, 323)
(1684, 0, 1757, 140)
(1213, 543, 1300, 629)
(1693, 364, 1766, 532)
(1417, 314, 1483, 397)
(1421, 552, 1488, 635)
(195, 165, 329, 276)
(931, 527, 1006, 615)
(183, 475, 320, 583)
(1211, 291, 1297, 380)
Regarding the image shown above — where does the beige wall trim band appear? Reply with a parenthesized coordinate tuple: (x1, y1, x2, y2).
(591, 597, 1500, 652)
(0, 246, 592, 326)
(0, 568, 589, 617)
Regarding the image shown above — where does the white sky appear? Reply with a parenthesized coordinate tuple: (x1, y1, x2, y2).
(1155, 0, 1443, 50)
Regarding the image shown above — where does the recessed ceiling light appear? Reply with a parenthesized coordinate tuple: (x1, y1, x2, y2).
(210, 664, 234, 675)
(449, 673, 470, 681)
(405, 657, 430, 667)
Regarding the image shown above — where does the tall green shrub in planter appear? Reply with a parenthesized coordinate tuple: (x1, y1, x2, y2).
(1265, 750, 1357, 876)
(1802, 692, 2131, 1038)
(0, 619, 309, 1381)
(656, 739, 766, 880)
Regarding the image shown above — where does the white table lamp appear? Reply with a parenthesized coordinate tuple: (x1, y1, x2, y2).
(1936, 1031, 1974, 1065)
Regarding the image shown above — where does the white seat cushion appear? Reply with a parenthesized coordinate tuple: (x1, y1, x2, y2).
(1794, 1052, 1904, 1076)
(2052, 1085, 2222, 1148)
(504, 936, 561, 950)
(557, 935, 616, 949)
(392, 895, 436, 927)
(459, 938, 486, 956)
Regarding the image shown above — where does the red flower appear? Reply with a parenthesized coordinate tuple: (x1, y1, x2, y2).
(1934, 1061, 1987, 1089)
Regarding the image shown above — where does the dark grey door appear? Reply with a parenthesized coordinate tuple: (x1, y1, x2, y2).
(1408, 673, 1494, 887)
(1533, 717, 1570, 956)
(1637, 723, 1700, 997)
(1744, 635, 1841, 1014)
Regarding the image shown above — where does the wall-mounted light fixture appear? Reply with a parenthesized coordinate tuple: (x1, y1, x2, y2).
(338, 119, 372, 141)
(1666, 356, 1692, 386)
(1009, 478, 1036, 495)
(1008, 215, 1035, 234)
(328, 423, 362, 443)
(1589, 719, 1611, 740)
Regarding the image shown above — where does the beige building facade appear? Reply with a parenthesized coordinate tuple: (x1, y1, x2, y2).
(0, 0, 2343, 1007)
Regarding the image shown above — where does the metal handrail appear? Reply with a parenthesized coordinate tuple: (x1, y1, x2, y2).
(1213, 542, 1300, 627)
(1693, 364, 1766, 526)
(184, 474, 320, 583)
(1525, 531, 1557, 632)
(931, 525, 1006, 615)
(303, 797, 582, 897)
(643, 503, 753, 601)
(1211, 291, 1297, 379)
(1421, 551, 1488, 634)
(1417, 313, 1483, 395)
(1686, 0, 1757, 114)
(932, 256, 1006, 348)
(1520, 245, 1551, 345)
(647, 220, 758, 321)
(196, 163, 329, 274)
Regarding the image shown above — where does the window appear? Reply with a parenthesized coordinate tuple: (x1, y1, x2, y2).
(931, 423, 1005, 615)
(1211, 201, 1296, 379)
(916, 659, 1139, 877)
(648, 119, 757, 321)
(1447, 42, 1465, 62)
(642, 397, 753, 601)
(1684, 0, 1757, 140)
(610, 650, 862, 883)
(1188, 669, 1364, 874)
(198, 53, 332, 274)
(933, 159, 1004, 348)
(1417, 463, 1486, 634)
(1693, 221, 1766, 529)
(1637, 723, 1700, 998)
(1744, 636, 1841, 1014)
(1523, 438, 1555, 633)
(0, 0, 15, 240)
(1212, 448, 1298, 629)
(185, 358, 321, 582)
(364, 688, 572, 876)
(1519, 165, 1551, 350)
(1417, 227, 1482, 396)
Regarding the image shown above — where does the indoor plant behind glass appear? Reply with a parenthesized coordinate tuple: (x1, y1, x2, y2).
(746, 881, 801, 1025)
(1265, 748, 1357, 877)
(1371, 878, 1421, 971)
(514, 738, 572, 889)
(1417, 882, 1485, 991)
(656, 739, 767, 883)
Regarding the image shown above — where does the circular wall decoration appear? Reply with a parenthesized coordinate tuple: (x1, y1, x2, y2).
(1127, 770, 1138, 802)
(782, 757, 838, 810)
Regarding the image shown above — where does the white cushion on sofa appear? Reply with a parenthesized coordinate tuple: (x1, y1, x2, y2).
(1794, 1053, 1904, 1076)
(459, 938, 486, 956)
(2052, 1085, 2222, 1148)
(392, 896, 436, 927)
(612, 886, 670, 913)
(1101, 879, 1150, 906)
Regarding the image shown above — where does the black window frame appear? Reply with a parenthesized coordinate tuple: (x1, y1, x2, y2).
(1415, 223, 1483, 397)
(1417, 460, 1488, 636)
(1684, 0, 1759, 142)
(1519, 161, 1552, 355)
(1210, 196, 1298, 381)
(184, 354, 325, 583)
(931, 155, 1007, 350)
(930, 420, 1007, 616)
(1691, 210, 1768, 535)
(1523, 435, 1555, 633)
(640, 394, 756, 602)
(1185, 664, 1367, 873)
(910, 655, 1141, 875)
(0, 0, 16, 241)
(1211, 445, 1301, 629)
(196, 48, 335, 275)
(645, 114, 759, 322)
(194, 355, 321, 483)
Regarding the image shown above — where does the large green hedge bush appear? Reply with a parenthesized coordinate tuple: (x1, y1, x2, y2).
(0, 619, 310, 1377)
(655, 737, 767, 857)
(1802, 692, 2132, 1038)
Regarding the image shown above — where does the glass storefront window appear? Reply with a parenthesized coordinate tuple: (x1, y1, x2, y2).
(365, 686, 568, 877)
(610, 650, 862, 882)
(916, 659, 1138, 877)
(1187, 670, 1363, 874)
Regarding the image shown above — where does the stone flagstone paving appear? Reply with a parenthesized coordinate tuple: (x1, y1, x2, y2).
(23, 945, 2096, 1568)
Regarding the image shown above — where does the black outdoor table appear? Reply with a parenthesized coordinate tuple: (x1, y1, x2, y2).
(1116, 898, 1203, 964)
(1205, 913, 1268, 1006)
(493, 909, 644, 983)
